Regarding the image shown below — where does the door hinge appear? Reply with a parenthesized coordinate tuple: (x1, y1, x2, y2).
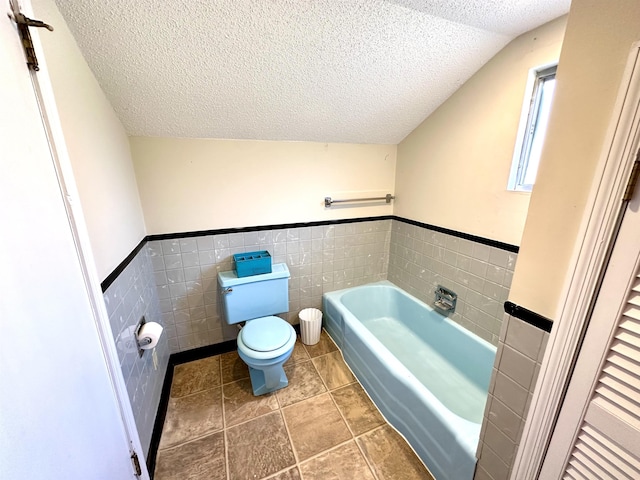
(9, 0, 54, 71)
(623, 149, 640, 202)
(130, 450, 142, 477)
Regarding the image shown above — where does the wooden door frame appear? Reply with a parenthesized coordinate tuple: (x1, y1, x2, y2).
(511, 42, 640, 479)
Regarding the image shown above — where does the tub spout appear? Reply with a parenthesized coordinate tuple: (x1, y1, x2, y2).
(434, 298, 454, 311)
(434, 286, 457, 314)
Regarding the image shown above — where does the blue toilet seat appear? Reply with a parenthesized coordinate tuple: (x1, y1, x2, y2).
(237, 316, 296, 360)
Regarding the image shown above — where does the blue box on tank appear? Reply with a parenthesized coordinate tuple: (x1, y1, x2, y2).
(233, 250, 272, 277)
(218, 263, 290, 324)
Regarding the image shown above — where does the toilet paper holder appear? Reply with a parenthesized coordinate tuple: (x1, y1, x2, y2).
(134, 316, 150, 357)
(132, 316, 164, 357)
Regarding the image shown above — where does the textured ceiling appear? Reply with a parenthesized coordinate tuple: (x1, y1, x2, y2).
(54, 0, 570, 144)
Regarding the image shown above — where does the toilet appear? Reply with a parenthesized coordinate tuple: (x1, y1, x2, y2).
(218, 263, 296, 396)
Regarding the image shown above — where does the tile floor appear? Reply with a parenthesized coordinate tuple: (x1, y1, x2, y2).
(154, 330, 434, 480)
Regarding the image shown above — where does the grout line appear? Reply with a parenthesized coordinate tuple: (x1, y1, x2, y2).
(220, 378, 230, 480)
(278, 404, 300, 468)
(156, 427, 225, 453)
(156, 386, 224, 453)
(223, 392, 279, 430)
(170, 382, 222, 401)
(311, 341, 382, 479)
(297, 437, 365, 465)
(309, 356, 330, 392)
(274, 383, 283, 411)
(324, 350, 380, 480)
(353, 430, 381, 480)
(259, 465, 300, 480)
(279, 346, 356, 479)
(277, 387, 329, 411)
(220, 375, 250, 387)
(490, 395, 527, 425)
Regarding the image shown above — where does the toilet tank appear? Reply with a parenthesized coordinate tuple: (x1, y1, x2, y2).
(218, 263, 290, 324)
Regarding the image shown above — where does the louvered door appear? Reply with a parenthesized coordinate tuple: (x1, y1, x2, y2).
(563, 277, 640, 479)
(539, 182, 640, 479)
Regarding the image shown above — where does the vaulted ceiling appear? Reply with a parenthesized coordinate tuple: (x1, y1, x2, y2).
(55, 0, 570, 144)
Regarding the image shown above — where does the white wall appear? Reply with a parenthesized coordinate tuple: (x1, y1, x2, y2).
(509, 0, 640, 319)
(131, 137, 396, 234)
(32, 0, 146, 281)
(1, 4, 135, 476)
(395, 17, 566, 246)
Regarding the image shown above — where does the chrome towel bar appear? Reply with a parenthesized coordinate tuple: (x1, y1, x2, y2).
(324, 193, 395, 207)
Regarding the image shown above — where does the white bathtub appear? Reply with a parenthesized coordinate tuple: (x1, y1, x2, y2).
(322, 281, 496, 480)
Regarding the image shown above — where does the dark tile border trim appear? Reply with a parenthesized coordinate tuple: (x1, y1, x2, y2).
(102, 215, 519, 292)
(145, 325, 301, 477)
(393, 217, 519, 253)
(504, 301, 553, 333)
(101, 217, 393, 292)
(170, 339, 238, 366)
(101, 237, 146, 292)
(146, 362, 173, 479)
(145, 216, 395, 241)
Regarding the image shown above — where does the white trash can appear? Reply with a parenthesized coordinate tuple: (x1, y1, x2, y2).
(299, 308, 322, 345)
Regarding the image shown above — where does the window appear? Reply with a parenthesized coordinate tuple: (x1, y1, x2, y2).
(508, 65, 557, 192)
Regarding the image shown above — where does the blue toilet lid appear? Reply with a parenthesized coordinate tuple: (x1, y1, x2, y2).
(241, 316, 292, 352)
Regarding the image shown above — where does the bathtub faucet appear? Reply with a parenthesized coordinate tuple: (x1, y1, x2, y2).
(434, 286, 457, 314)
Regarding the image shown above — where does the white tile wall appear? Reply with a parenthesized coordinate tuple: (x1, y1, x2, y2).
(150, 218, 515, 353)
(387, 220, 517, 345)
(150, 220, 391, 353)
(475, 313, 550, 480)
(102, 245, 170, 456)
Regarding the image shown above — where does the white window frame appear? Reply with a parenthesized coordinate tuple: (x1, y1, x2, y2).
(508, 64, 558, 192)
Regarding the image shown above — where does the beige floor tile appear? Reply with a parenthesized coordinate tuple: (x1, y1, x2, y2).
(357, 425, 434, 480)
(331, 383, 385, 435)
(285, 338, 310, 365)
(312, 351, 355, 390)
(159, 386, 223, 449)
(276, 360, 326, 407)
(227, 411, 296, 480)
(267, 467, 302, 479)
(155, 431, 225, 480)
(157, 350, 437, 480)
(223, 378, 279, 427)
(299, 441, 375, 480)
(220, 350, 250, 384)
(303, 330, 338, 358)
(282, 393, 352, 461)
(171, 356, 221, 397)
